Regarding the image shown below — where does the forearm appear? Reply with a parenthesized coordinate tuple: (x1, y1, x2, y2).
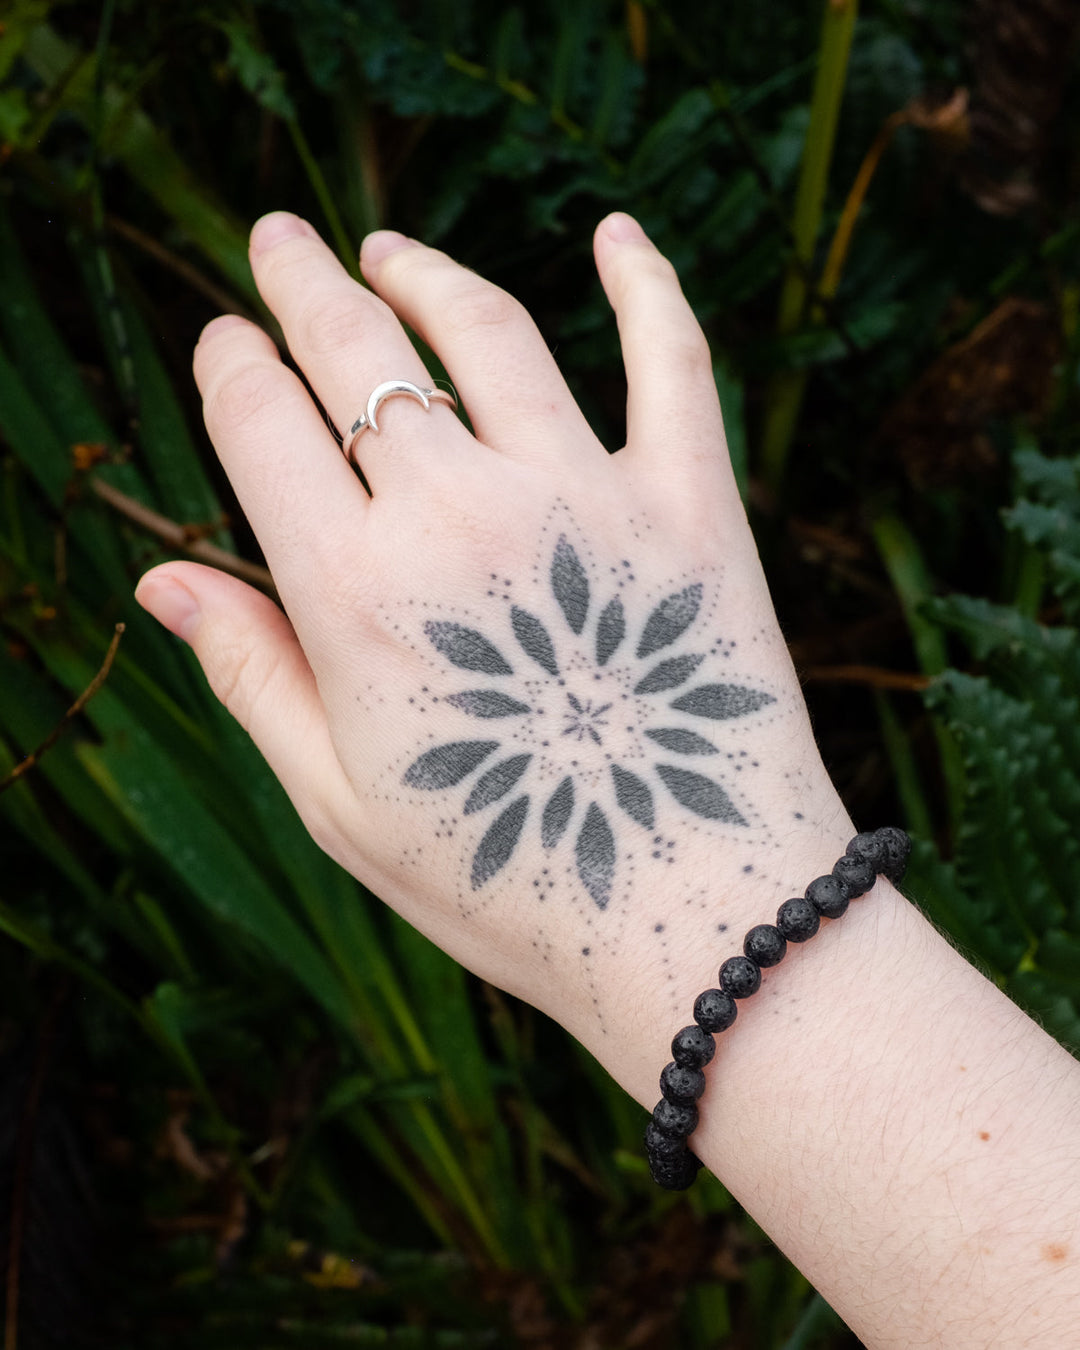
(576, 848, 1080, 1350)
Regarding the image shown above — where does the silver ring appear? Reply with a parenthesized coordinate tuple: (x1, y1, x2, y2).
(341, 380, 458, 466)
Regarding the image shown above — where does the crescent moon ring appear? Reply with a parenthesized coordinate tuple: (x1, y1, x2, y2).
(342, 380, 458, 465)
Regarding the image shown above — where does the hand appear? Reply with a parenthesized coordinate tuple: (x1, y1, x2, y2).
(136, 213, 1080, 1349)
(136, 210, 849, 1080)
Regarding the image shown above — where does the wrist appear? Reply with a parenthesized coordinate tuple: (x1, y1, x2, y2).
(571, 847, 1080, 1350)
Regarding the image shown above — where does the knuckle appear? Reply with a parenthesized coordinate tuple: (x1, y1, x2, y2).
(641, 248, 681, 287)
(667, 324, 714, 383)
(296, 292, 369, 361)
(211, 634, 279, 732)
(205, 361, 290, 441)
(442, 283, 525, 340)
(615, 246, 678, 301)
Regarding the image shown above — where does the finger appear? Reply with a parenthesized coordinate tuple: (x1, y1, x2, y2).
(360, 232, 606, 467)
(594, 213, 737, 496)
(193, 315, 369, 633)
(134, 562, 360, 867)
(249, 213, 474, 495)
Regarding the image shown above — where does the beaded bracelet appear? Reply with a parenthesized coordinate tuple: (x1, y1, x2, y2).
(645, 826, 912, 1190)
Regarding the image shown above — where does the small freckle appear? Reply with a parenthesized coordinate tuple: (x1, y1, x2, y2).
(1042, 1243, 1069, 1264)
(978, 1131, 990, 1141)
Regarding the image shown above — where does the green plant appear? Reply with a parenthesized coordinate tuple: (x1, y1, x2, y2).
(4, 0, 1077, 1345)
(898, 447, 1080, 1051)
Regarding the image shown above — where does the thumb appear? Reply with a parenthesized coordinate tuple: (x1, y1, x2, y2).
(135, 561, 357, 856)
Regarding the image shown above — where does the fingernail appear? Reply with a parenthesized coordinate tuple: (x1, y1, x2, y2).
(601, 212, 648, 244)
(250, 211, 318, 256)
(360, 230, 416, 270)
(135, 574, 201, 643)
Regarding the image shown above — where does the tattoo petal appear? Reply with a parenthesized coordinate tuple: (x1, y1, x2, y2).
(670, 683, 776, 720)
(595, 597, 626, 666)
(424, 621, 513, 674)
(636, 584, 703, 659)
(403, 740, 499, 789)
(445, 690, 531, 718)
(463, 753, 533, 815)
(644, 727, 719, 755)
(576, 802, 615, 910)
(633, 653, 705, 695)
(552, 535, 589, 634)
(511, 606, 560, 676)
(541, 776, 575, 848)
(471, 796, 529, 888)
(611, 763, 655, 830)
(656, 764, 747, 825)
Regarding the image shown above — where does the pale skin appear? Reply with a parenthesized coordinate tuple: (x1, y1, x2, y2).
(135, 210, 1080, 1349)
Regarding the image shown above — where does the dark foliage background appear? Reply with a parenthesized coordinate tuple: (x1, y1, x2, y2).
(1, 1, 1079, 1346)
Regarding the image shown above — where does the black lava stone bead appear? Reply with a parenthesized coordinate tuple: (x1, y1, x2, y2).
(744, 923, 787, 968)
(693, 988, 738, 1033)
(845, 830, 888, 871)
(719, 954, 762, 999)
(776, 896, 820, 942)
(659, 1061, 706, 1103)
(648, 1144, 702, 1191)
(874, 826, 911, 884)
(645, 1119, 688, 1158)
(806, 873, 849, 919)
(833, 853, 877, 899)
(652, 1097, 699, 1138)
(671, 1023, 716, 1069)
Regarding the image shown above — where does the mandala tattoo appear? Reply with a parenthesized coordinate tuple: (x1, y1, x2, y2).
(398, 518, 778, 912)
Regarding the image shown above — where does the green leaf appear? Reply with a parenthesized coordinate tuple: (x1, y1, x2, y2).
(218, 19, 297, 120)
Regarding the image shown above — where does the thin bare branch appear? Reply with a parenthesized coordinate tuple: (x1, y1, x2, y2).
(0, 625, 125, 796)
(801, 664, 931, 692)
(90, 478, 276, 596)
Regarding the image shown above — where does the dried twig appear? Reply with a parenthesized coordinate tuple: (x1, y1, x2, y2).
(90, 478, 276, 595)
(801, 664, 931, 692)
(105, 212, 257, 320)
(0, 625, 125, 796)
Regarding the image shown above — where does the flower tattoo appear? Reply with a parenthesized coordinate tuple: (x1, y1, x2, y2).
(399, 523, 777, 911)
